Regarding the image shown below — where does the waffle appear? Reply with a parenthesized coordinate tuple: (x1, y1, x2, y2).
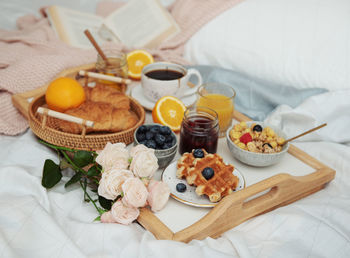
(176, 151, 239, 202)
(176, 149, 208, 179)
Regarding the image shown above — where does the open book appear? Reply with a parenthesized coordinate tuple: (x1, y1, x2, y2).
(46, 0, 180, 49)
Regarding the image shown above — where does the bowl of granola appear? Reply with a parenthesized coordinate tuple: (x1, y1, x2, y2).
(226, 121, 289, 167)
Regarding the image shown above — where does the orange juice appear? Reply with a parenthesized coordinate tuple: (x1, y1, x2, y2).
(197, 93, 234, 135)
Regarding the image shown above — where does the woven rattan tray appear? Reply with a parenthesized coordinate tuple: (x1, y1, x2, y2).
(13, 64, 145, 150)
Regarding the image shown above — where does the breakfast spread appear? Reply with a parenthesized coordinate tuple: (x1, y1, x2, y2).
(55, 84, 138, 134)
(229, 122, 285, 153)
(176, 149, 239, 202)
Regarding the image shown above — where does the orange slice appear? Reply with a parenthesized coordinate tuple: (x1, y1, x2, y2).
(126, 49, 154, 80)
(152, 96, 186, 132)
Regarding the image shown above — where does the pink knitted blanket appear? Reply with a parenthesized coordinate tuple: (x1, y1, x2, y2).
(0, 0, 243, 135)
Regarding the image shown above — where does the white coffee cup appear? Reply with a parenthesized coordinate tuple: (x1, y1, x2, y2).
(141, 62, 203, 102)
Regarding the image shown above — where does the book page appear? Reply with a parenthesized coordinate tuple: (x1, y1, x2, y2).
(47, 6, 115, 49)
(102, 0, 180, 48)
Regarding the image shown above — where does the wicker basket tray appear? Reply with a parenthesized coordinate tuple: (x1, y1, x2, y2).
(24, 63, 145, 151)
(28, 95, 145, 150)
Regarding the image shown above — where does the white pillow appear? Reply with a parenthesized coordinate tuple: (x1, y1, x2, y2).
(184, 0, 350, 91)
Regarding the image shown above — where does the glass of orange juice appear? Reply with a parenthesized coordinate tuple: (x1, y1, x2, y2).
(196, 83, 236, 137)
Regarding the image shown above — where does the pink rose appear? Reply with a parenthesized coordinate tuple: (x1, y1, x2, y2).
(101, 211, 116, 223)
(147, 180, 170, 212)
(111, 200, 139, 225)
(130, 148, 158, 178)
(96, 142, 129, 171)
(98, 169, 134, 200)
(122, 178, 148, 208)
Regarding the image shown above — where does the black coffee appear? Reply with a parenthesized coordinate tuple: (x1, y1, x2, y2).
(145, 69, 184, 80)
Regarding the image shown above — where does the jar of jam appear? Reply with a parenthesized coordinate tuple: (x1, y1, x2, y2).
(179, 106, 219, 154)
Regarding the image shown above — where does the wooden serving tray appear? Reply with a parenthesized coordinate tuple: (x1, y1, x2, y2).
(137, 111, 335, 243)
(12, 67, 336, 243)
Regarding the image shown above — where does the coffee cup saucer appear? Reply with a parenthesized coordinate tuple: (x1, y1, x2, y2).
(130, 83, 197, 111)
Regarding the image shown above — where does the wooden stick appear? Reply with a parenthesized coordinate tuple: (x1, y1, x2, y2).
(284, 123, 327, 144)
(84, 29, 110, 65)
(37, 107, 94, 127)
(79, 70, 132, 84)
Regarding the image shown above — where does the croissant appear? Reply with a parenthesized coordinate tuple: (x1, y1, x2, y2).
(84, 84, 130, 110)
(56, 101, 138, 134)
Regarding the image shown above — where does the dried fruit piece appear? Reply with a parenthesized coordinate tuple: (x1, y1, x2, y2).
(239, 133, 252, 145)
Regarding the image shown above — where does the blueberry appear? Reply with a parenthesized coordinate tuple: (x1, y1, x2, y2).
(136, 132, 146, 142)
(263, 143, 272, 148)
(165, 135, 173, 143)
(202, 167, 214, 180)
(160, 126, 172, 135)
(193, 149, 204, 158)
(176, 183, 187, 192)
(145, 140, 156, 149)
(145, 131, 154, 140)
(150, 125, 160, 134)
(253, 124, 263, 132)
(138, 125, 148, 133)
(171, 138, 177, 147)
(163, 142, 173, 149)
(155, 134, 166, 145)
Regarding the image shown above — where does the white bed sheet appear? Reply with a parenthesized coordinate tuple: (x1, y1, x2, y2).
(1, 1, 350, 258)
(1, 113, 350, 258)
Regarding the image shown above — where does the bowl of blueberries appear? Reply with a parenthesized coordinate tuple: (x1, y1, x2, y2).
(134, 123, 178, 168)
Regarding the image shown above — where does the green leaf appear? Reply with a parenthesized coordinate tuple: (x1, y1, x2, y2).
(98, 195, 112, 210)
(94, 215, 101, 222)
(87, 166, 100, 177)
(42, 159, 62, 188)
(65, 172, 82, 188)
(73, 150, 93, 167)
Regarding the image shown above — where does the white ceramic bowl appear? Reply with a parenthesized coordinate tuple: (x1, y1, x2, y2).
(226, 121, 289, 167)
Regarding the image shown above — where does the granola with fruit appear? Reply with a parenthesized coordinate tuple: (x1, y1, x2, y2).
(229, 122, 285, 153)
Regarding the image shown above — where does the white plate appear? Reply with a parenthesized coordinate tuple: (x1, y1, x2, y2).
(162, 161, 246, 208)
(130, 84, 197, 110)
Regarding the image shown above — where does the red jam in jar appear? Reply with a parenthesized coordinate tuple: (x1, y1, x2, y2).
(179, 106, 219, 154)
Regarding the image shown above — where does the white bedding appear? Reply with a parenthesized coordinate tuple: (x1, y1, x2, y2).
(1, 1, 350, 258)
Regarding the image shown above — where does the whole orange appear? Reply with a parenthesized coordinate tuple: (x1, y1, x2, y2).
(45, 77, 86, 112)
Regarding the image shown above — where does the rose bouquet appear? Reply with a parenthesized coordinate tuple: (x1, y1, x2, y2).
(40, 140, 170, 225)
